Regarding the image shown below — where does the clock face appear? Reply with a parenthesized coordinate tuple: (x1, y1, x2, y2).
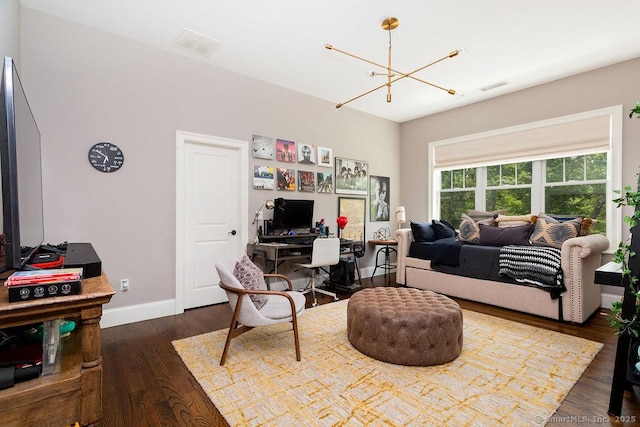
(88, 142, 124, 173)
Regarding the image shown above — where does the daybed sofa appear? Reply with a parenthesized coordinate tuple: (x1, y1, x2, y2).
(394, 224, 610, 324)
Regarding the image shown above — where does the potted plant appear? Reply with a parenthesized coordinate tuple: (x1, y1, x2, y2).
(609, 102, 640, 337)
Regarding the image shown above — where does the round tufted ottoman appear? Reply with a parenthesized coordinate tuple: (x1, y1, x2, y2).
(347, 287, 463, 366)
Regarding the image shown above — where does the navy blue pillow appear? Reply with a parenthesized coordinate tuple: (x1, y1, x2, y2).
(410, 221, 437, 242)
(432, 219, 456, 239)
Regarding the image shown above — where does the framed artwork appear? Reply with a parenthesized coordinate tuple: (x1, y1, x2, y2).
(251, 135, 274, 160)
(370, 175, 390, 221)
(253, 165, 275, 190)
(297, 170, 315, 192)
(276, 167, 296, 191)
(317, 146, 333, 168)
(317, 172, 333, 193)
(276, 139, 296, 163)
(297, 143, 316, 164)
(338, 197, 366, 241)
(335, 157, 369, 195)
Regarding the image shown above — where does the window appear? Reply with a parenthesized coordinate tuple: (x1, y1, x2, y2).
(429, 106, 622, 249)
(439, 154, 607, 235)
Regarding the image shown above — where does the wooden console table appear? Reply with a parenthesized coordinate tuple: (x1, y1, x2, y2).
(0, 273, 115, 426)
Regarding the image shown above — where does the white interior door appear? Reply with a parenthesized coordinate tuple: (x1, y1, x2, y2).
(176, 132, 248, 311)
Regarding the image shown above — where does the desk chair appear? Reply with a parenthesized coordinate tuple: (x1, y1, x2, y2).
(298, 237, 340, 307)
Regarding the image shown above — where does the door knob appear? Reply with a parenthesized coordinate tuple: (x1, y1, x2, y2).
(228, 230, 237, 236)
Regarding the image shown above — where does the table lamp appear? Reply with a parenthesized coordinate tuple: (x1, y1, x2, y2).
(395, 206, 406, 231)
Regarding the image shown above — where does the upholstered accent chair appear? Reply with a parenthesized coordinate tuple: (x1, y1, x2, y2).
(215, 259, 306, 365)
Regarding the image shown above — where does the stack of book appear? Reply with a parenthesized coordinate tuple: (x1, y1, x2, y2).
(4, 268, 83, 302)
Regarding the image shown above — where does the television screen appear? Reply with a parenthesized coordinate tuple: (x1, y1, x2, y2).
(0, 57, 45, 271)
(272, 198, 314, 232)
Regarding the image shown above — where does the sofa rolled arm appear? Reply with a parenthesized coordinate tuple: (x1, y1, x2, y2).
(561, 233, 610, 258)
(394, 229, 413, 284)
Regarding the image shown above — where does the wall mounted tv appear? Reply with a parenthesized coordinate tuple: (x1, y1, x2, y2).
(0, 56, 45, 272)
(272, 198, 314, 232)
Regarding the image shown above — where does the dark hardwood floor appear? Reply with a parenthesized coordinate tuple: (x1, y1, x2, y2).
(102, 276, 640, 426)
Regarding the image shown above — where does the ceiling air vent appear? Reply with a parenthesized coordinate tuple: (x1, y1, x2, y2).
(176, 28, 221, 57)
(480, 80, 510, 92)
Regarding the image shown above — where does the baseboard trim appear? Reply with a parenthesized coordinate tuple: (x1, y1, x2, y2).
(101, 299, 176, 328)
(101, 286, 621, 329)
(601, 292, 622, 311)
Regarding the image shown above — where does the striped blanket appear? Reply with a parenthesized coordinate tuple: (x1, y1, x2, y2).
(498, 245, 566, 299)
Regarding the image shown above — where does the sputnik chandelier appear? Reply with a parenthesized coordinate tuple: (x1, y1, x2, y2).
(325, 17, 463, 109)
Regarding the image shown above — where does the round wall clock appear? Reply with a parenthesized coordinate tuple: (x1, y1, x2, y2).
(88, 142, 124, 173)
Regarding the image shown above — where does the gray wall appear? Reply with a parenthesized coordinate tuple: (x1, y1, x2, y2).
(0, 0, 20, 65)
(400, 56, 640, 298)
(17, 8, 400, 320)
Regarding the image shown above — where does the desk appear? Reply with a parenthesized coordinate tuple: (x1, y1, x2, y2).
(594, 261, 640, 416)
(368, 240, 397, 285)
(247, 239, 362, 287)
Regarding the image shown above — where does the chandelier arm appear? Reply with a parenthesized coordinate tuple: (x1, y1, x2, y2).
(327, 46, 392, 74)
(328, 45, 458, 94)
(335, 81, 392, 109)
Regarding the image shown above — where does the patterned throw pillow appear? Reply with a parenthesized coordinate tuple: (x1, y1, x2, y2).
(546, 213, 594, 236)
(233, 255, 268, 310)
(495, 214, 537, 228)
(530, 217, 580, 248)
(458, 213, 496, 244)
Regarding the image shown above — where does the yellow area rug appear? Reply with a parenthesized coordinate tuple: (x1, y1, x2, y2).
(173, 300, 602, 426)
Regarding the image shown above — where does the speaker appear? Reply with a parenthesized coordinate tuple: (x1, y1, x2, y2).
(330, 258, 355, 286)
(264, 220, 274, 236)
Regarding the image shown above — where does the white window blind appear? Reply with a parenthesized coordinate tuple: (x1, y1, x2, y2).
(432, 115, 610, 168)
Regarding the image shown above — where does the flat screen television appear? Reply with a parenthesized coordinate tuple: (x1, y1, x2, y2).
(272, 198, 314, 232)
(0, 56, 45, 272)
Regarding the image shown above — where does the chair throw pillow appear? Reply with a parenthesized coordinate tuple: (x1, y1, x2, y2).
(479, 223, 534, 246)
(458, 213, 496, 244)
(233, 255, 268, 310)
(410, 221, 437, 242)
(530, 215, 580, 248)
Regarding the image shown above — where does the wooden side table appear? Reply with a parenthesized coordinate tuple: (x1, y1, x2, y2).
(0, 273, 115, 426)
(368, 240, 398, 285)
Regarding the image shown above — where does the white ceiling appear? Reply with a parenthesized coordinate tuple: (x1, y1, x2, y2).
(20, 0, 640, 123)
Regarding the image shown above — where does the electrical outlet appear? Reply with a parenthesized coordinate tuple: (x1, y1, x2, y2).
(121, 278, 129, 291)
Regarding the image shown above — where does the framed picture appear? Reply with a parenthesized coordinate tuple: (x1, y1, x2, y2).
(251, 135, 274, 160)
(317, 146, 333, 168)
(317, 172, 333, 193)
(370, 175, 390, 221)
(253, 165, 275, 190)
(297, 170, 315, 192)
(297, 143, 316, 164)
(276, 167, 296, 191)
(338, 197, 366, 242)
(335, 157, 368, 195)
(276, 139, 296, 163)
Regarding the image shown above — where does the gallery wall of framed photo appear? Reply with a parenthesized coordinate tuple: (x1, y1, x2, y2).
(251, 134, 392, 237)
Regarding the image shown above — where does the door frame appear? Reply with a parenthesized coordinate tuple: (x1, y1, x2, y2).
(175, 130, 249, 315)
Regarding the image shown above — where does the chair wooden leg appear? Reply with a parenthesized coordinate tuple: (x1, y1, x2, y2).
(220, 297, 253, 365)
(291, 316, 301, 361)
